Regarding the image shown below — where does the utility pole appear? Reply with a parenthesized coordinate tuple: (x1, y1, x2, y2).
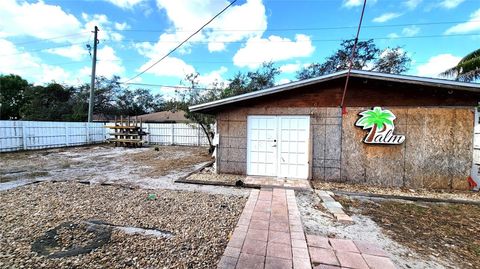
(87, 26, 99, 122)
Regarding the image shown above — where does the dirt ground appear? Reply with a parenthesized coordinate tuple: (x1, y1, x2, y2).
(0, 144, 210, 182)
(338, 196, 480, 269)
(313, 181, 480, 202)
(0, 145, 249, 195)
(0, 181, 246, 268)
(295, 190, 457, 269)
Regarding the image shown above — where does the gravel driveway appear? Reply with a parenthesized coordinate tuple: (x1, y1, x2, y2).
(0, 181, 247, 268)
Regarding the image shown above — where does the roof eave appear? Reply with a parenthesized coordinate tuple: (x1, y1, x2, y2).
(189, 70, 480, 113)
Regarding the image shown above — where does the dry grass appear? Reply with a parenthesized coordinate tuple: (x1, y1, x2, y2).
(338, 196, 480, 269)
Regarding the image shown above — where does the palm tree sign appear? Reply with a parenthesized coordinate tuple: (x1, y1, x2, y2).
(355, 107, 395, 143)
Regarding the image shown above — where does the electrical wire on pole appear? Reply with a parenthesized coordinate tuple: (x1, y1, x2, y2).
(340, 0, 367, 115)
(87, 26, 99, 123)
(122, 0, 237, 84)
(338, 0, 367, 182)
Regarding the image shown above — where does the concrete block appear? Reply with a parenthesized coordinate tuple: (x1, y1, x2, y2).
(323, 201, 343, 209)
(334, 213, 354, 224)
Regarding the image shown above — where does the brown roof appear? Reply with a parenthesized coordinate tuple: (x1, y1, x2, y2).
(137, 110, 190, 123)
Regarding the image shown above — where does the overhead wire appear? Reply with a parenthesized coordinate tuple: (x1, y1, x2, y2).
(122, 0, 238, 83)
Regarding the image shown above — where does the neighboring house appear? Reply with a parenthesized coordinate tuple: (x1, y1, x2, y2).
(190, 69, 480, 190)
(92, 114, 116, 122)
(137, 110, 190, 123)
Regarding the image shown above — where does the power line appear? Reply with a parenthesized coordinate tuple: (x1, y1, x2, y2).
(124, 83, 210, 90)
(119, 33, 480, 44)
(123, 0, 237, 83)
(8, 32, 90, 46)
(117, 20, 480, 33)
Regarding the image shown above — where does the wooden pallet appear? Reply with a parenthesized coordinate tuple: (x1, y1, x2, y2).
(105, 116, 147, 147)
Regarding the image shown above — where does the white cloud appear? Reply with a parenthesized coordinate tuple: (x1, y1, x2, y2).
(342, 0, 362, 8)
(387, 33, 400, 39)
(416, 54, 461, 78)
(81, 13, 125, 42)
(445, 9, 480, 34)
(233, 34, 315, 68)
(404, 0, 422, 9)
(372, 13, 402, 23)
(47, 45, 88, 61)
(198, 66, 228, 86)
(277, 78, 291, 85)
(0, 38, 80, 85)
(279, 63, 301, 74)
(104, 0, 146, 9)
(342, 0, 377, 8)
(114, 22, 130, 31)
(388, 26, 420, 39)
(401, 26, 420, 37)
(0, 0, 82, 42)
(155, 0, 267, 52)
(137, 56, 195, 78)
(439, 0, 465, 9)
(80, 46, 125, 78)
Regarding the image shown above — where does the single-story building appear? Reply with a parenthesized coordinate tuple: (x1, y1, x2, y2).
(190, 70, 480, 190)
(137, 110, 190, 123)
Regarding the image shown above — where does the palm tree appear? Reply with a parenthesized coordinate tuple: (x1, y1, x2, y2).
(440, 48, 480, 82)
(355, 107, 395, 143)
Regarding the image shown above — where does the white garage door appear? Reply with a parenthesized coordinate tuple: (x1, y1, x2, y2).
(247, 116, 310, 179)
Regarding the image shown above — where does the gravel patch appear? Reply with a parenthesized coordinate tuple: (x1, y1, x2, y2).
(295, 190, 454, 269)
(313, 181, 479, 202)
(0, 181, 247, 268)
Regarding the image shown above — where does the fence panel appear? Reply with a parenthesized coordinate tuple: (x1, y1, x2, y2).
(0, 121, 106, 152)
(105, 122, 210, 146)
(1, 121, 209, 152)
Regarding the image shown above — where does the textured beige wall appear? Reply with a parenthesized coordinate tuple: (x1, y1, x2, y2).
(341, 107, 474, 190)
(216, 106, 474, 190)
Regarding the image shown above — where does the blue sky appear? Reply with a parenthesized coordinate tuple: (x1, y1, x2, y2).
(1, 0, 479, 98)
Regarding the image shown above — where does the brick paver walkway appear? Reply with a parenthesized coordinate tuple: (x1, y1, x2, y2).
(218, 188, 311, 269)
(218, 188, 396, 269)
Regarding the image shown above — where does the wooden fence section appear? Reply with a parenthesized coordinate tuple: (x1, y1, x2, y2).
(0, 121, 106, 152)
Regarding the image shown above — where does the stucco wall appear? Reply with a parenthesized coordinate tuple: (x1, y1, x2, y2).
(216, 106, 474, 190)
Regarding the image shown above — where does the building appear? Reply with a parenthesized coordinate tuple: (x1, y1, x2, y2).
(190, 70, 480, 190)
(136, 110, 190, 123)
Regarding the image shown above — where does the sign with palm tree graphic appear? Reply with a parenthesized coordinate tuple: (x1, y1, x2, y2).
(355, 107, 405, 144)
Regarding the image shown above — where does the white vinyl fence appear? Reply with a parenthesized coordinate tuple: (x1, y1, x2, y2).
(105, 122, 210, 147)
(0, 121, 107, 152)
(1, 121, 209, 153)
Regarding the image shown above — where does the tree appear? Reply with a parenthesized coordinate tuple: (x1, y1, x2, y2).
(355, 107, 395, 143)
(0, 74, 30, 120)
(440, 48, 480, 82)
(373, 48, 410, 74)
(175, 73, 219, 152)
(222, 62, 280, 98)
(296, 39, 411, 80)
(115, 88, 164, 116)
(21, 83, 75, 121)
